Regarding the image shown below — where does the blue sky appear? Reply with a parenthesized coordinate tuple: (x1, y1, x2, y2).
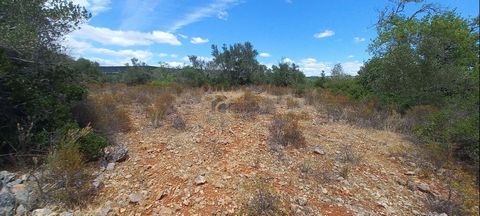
(66, 0, 479, 76)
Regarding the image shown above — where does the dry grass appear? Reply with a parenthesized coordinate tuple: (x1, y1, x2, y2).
(74, 92, 132, 135)
(47, 126, 94, 206)
(232, 91, 275, 117)
(238, 179, 288, 216)
(269, 113, 305, 148)
(286, 97, 300, 109)
(146, 93, 176, 128)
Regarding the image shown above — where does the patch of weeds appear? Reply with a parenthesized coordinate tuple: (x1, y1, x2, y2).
(238, 178, 289, 216)
(269, 113, 306, 148)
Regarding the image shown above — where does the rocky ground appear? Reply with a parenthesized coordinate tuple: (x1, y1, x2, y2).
(1, 90, 458, 215)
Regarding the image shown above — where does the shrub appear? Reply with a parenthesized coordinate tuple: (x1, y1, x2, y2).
(239, 180, 288, 216)
(47, 126, 93, 205)
(338, 144, 362, 165)
(211, 95, 227, 111)
(78, 93, 132, 135)
(146, 93, 175, 128)
(232, 91, 274, 116)
(269, 113, 305, 148)
(78, 133, 108, 161)
(172, 115, 186, 130)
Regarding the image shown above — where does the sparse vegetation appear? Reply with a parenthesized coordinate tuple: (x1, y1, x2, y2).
(146, 93, 176, 128)
(239, 179, 288, 216)
(269, 113, 305, 148)
(232, 91, 274, 117)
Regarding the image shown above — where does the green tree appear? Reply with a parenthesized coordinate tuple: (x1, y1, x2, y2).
(122, 58, 153, 85)
(271, 62, 306, 87)
(0, 0, 93, 164)
(0, 0, 90, 61)
(211, 42, 262, 86)
(330, 63, 346, 78)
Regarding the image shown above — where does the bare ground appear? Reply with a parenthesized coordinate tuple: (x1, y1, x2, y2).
(75, 90, 451, 215)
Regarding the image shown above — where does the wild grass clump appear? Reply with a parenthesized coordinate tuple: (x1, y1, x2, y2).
(239, 179, 288, 216)
(232, 91, 274, 117)
(47, 126, 94, 206)
(146, 93, 176, 128)
(269, 113, 305, 148)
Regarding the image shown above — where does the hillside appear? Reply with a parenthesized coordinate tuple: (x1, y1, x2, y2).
(61, 89, 456, 216)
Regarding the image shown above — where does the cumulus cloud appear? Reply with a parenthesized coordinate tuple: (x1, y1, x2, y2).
(161, 61, 187, 68)
(71, 24, 181, 46)
(314, 30, 335, 39)
(295, 58, 363, 76)
(169, 0, 241, 31)
(190, 37, 209, 44)
(282, 58, 294, 64)
(354, 37, 366, 43)
(64, 37, 153, 63)
(259, 52, 271, 57)
(298, 58, 331, 76)
(341, 60, 363, 75)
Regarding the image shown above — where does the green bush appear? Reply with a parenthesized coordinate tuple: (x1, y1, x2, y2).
(79, 133, 108, 161)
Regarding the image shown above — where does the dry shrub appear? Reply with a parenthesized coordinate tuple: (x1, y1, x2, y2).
(47, 126, 93, 205)
(233, 91, 274, 116)
(239, 179, 288, 216)
(211, 95, 227, 111)
(286, 97, 300, 109)
(146, 93, 176, 128)
(172, 115, 186, 130)
(338, 143, 362, 165)
(74, 92, 132, 135)
(383, 110, 406, 132)
(269, 113, 305, 148)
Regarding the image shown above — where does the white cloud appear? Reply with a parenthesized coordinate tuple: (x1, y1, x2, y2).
(70, 0, 111, 16)
(71, 24, 181, 46)
(299, 58, 331, 76)
(348, 55, 355, 58)
(217, 11, 229, 20)
(161, 61, 186, 68)
(282, 58, 294, 64)
(159, 53, 168, 57)
(169, 0, 241, 31)
(342, 60, 363, 75)
(93, 48, 152, 60)
(170, 54, 178, 58)
(314, 30, 335, 39)
(190, 37, 209, 44)
(259, 52, 271, 57)
(64, 37, 153, 62)
(354, 37, 366, 43)
(178, 34, 188, 39)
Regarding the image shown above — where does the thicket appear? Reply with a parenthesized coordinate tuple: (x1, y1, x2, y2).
(0, 0, 107, 166)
